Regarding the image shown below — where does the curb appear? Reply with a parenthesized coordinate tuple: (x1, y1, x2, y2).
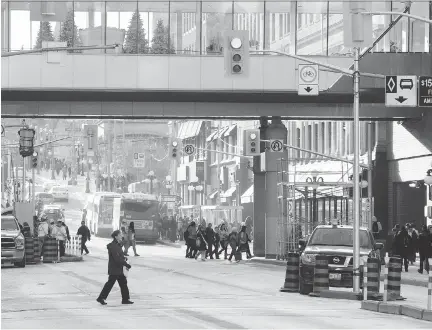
(248, 258, 429, 288)
(361, 301, 431, 322)
(156, 240, 182, 249)
(60, 255, 83, 262)
(318, 290, 361, 301)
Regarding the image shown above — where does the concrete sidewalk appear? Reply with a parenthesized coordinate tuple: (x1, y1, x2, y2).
(249, 257, 430, 288)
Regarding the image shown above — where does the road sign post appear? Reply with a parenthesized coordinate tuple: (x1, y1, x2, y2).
(184, 144, 196, 157)
(298, 64, 319, 96)
(133, 153, 145, 168)
(385, 75, 418, 107)
(419, 76, 432, 107)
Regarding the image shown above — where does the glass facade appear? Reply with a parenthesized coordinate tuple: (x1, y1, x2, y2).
(2, 1, 430, 54)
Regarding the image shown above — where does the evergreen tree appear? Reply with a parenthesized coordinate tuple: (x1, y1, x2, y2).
(151, 19, 175, 54)
(124, 10, 149, 54)
(59, 10, 82, 51)
(34, 21, 55, 49)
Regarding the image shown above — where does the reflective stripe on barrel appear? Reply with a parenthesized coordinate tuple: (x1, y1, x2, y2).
(33, 239, 40, 262)
(24, 237, 34, 264)
(387, 257, 402, 296)
(43, 237, 58, 263)
(280, 252, 300, 292)
(313, 255, 329, 293)
(428, 263, 432, 310)
(366, 257, 380, 294)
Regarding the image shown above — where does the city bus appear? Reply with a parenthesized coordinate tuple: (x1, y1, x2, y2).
(120, 193, 160, 244)
(85, 192, 122, 237)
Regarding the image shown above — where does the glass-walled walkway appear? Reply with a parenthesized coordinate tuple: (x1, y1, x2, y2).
(1, 1, 431, 54)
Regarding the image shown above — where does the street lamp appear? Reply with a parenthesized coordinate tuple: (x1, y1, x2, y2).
(424, 169, 432, 186)
(188, 177, 204, 206)
(165, 175, 173, 195)
(306, 171, 324, 229)
(145, 170, 156, 194)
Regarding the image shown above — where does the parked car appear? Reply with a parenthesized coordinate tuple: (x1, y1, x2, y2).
(298, 222, 383, 295)
(40, 204, 65, 223)
(1, 215, 25, 268)
(49, 186, 69, 202)
(43, 181, 59, 192)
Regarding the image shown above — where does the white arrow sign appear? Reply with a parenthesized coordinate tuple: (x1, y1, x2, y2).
(298, 64, 319, 96)
(385, 75, 417, 107)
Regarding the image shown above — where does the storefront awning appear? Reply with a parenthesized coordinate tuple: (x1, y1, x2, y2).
(221, 186, 236, 198)
(177, 121, 203, 140)
(201, 205, 243, 211)
(206, 130, 218, 142)
(223, 124, 237, 137)
(208, 190, 219, 199)
(178, 205, 197, 210)
(241, 185, 254, 204)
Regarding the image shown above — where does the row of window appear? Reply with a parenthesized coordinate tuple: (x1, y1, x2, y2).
(2, 1, 429, 54)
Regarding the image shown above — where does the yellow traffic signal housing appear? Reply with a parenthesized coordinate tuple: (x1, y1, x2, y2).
(243, 129, 260, 156)
(224, 30, 249, 77)
(170, 139, 182, 160)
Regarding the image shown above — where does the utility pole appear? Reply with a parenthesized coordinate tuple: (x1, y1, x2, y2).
(216, 120, 221, 206)
(352, 45, 361, 294)
(107, 122, 112, 192)
(367, 122, 373, 228)
(31, 153, 35, 216)
(22, 157, 26, 202)
(122, 119, 126, 191)
(113, 120, 117, 191)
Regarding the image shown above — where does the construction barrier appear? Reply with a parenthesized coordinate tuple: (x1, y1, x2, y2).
(280, 252, 299, 293)
(388, 256, 402, 299)
(24, 237, 35, 264)
(66, 235, 82, 256)
(366, 257, 380, 298)
(363, 259, 368, 301)
(310, 255, 329, 297)
(383, 253, 390, 303)
(33, 239, 41, 263)
(428, 258, 432, 311)
(43, 237, 59, 263)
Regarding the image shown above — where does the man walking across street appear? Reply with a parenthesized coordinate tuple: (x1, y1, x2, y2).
(77, 220, 91, 255)
(97, 230, 133, 305)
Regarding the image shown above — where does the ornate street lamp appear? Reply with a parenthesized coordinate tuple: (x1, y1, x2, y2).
(18, 124, 35, 158)
(144, 170, 156, 194)
(424, 169, 432, 186)
(165, 175, 173, 195)
(306, 171, 324, 228)
(188, 177, 204, 206)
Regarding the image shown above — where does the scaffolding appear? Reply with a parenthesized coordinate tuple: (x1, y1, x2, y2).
(276, 157, 370, 260)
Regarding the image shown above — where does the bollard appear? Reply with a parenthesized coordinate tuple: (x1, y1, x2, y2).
(309, 255, 329, 297)
(24, 237, 35, 264)
(363, 259, 368, 301)
(43, 237, 58, 263)
(388, 256, 402, 299)
(428, 258, 432, 311)
(366, 257, 380, 298)
(280, 252, 300, 292)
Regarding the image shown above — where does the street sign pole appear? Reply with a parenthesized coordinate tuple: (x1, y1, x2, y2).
(353, 46, 361, 294)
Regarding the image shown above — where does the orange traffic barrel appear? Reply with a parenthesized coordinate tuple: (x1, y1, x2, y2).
(280, 252, 300, 292)
(43, 238, 59, 263)
(366, 257, 380, 297)
(388, 256, 402, 299)
(24, 237, 35, 264)
(310, 255, 329, 297)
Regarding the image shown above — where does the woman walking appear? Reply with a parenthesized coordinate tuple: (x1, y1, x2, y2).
(186, 221, 197, 258)
(124, 222, 139, 257)
(218, 223, 229, 259)
(227, 227, 239, 262)
(194, 225, 208, 261)
(97, 230, 133, 305)
(237, 224, 253, 259)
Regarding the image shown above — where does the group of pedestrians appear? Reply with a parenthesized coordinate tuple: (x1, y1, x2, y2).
(391, 223, 432, 273)
(37, 216, 71, 257)
(184, 220, 253, 262)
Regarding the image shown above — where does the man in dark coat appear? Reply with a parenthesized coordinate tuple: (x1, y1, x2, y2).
(393, 225, 411, 272)
(205, 223, 215, 259)
(418, 225, 432, 274)
(97, 230, 133, 305)
(77, 220, 91, 255)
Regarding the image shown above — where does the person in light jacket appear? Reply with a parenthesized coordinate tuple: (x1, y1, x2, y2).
(52, 219, 68, 257)
(97, 230, 133, 305)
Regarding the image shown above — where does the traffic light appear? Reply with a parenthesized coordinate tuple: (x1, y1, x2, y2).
(170, 139, 182, 160)
(224, 30, 249, 77)
(32, 152, 38, 168)
(243, 129, 260, 156)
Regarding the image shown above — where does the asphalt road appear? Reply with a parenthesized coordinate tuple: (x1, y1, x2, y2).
(3, 173, 429, 329)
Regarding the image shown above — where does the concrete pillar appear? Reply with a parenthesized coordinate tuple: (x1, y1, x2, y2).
(2, 2, 9, 52)
(289, 1, 297, 54)
(195, 2, 201, 54)
(253, 117, 269, 257)
(264, 116, 288, 259)
(264, 11, 270, 49)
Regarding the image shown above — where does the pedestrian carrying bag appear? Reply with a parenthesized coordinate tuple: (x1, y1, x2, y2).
(123, 266, 129, 278)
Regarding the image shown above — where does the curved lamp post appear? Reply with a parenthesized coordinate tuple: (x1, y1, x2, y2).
(143, 170, 156, 194)
(306, 171, 324, 228)
(188, 177, 204, 206)
(424, 169, 432, 186)
(165, 175, 173, 195)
